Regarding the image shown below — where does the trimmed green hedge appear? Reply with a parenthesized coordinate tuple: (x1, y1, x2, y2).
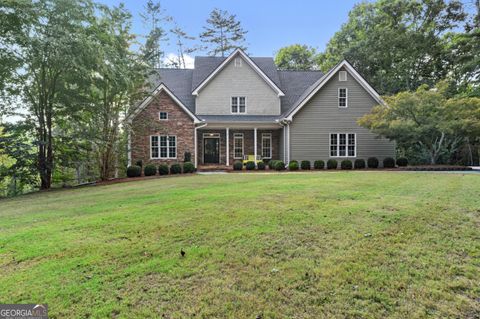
(144, 164, 157, 176)
(183, 162, 195, 173)
(367, 157, 379, 168)
(288, 160, 299, 171)
(233, 161, 243, 170)
(354, 159, 366, 169)
(341, 160, 353, 170)
(127, 165, 141, 177)
(301, 160, 311, 170)
(383, 157, 395, 168)
(170, 163, 182, 174)
(314, 160, 325, 169)
(245, 161, 255, 170)
(396, 157, 408, 167)
(158, 164, 169, 175)
(327, 159, 338, 169)
(257, 162, 266, 170)
(274, 161, 285, 171)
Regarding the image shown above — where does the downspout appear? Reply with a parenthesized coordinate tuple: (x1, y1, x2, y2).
(278, 118, 292, 165)
(194, 121, 208, 168)
(127, 127, 132, 167)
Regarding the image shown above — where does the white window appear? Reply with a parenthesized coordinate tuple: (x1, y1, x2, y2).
(338, 88, 348, 108)
(233, 133, 244, 159)
(231, 96, 246, 114)
(339, 71, 347, 81)
(261, 133, 272, 159)
(330, 133, 356, 157)
(159, 112, 168, 120)
(151, 135, 176, 159)
(234, 57, 242, 67)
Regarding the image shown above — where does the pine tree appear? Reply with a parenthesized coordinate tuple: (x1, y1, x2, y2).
(140, 0, 170, 68)
(168, 23, 197, 68)
(200, 8, 247, 57)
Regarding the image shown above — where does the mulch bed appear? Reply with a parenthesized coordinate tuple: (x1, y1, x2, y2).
(398, 165, 472, 171)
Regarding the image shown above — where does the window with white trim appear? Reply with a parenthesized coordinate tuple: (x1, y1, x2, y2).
(261, 133, 272, 159)
(159, 112, 168, 120)
(151, 135, 176, 159)
(231, 96, 246, 113)
(233, 133, 244, 159)
(338, 88, 348, 108)
(339, 71, 347, 81)
(330, 133, 355, 157)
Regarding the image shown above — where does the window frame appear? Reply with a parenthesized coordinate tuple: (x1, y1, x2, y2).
(233, 133, 244, 159)
(339, 71, 347, 81)
(231, 96, 247, 114)
(329, 133, 356, 158)
(338, 88, 348, 108)
(261, 133, 272, 159)
(150, 135, 177, 159)
(159, 111, 168, 120)
(234, 57, 242, 67)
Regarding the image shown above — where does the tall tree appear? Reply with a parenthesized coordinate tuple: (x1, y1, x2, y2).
(358, 84, 475, 164)
(140, 0, 169, 68)
(200, 8, 247, 57)
(317, 0, 466, 95)
(167, 23, 197, 68)
(0, 0, 94, 189)
(86, 5, 147, 181)
(275, 44, 318, 70)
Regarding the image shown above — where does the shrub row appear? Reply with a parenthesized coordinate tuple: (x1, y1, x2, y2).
(126, 162, 195, 177)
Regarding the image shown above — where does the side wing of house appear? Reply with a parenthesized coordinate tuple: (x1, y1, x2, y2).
(288, 66, 395, 164)
(130, 87, 196, 166)
(194, 53, 282, 116)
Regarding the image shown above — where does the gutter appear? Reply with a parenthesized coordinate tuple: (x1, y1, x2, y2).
(194, 121, 208, 168)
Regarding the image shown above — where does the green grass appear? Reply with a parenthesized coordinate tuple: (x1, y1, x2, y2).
(0, 172, 479, 318)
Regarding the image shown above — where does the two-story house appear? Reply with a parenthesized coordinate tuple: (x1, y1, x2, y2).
(127, 49, 395, 168)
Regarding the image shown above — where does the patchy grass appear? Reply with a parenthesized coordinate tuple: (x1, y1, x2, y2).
(0, 172, 479, 318)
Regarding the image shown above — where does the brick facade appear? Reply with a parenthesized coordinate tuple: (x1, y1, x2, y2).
(131, 90, 195, 166)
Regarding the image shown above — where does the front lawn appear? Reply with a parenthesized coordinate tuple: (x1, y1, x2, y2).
(0, 172, 479, 318)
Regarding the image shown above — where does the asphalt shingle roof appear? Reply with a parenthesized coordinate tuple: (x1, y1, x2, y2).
(151, 56, 324, 121)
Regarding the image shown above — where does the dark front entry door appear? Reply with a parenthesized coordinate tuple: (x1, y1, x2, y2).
(204, 138, 220, 164)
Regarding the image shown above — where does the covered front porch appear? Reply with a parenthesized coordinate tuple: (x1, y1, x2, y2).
(195, 124, 282, 168)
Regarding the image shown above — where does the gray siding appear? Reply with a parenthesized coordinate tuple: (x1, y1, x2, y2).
(289, 67, 395, 164)
(196, 55, 281, 115)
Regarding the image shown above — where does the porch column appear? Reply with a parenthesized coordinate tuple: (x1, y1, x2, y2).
(254, 127, 258, 167)
(226, 127, 230, 166)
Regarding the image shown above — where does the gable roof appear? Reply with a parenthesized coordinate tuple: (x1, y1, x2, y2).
(191, 48, 285, 97)
(278, 70, 324, 114)
(127, 83, 200, 124)
(283, 60, 385, 120)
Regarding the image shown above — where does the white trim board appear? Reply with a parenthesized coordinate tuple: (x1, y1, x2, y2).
(192, 48, 285, 97)
(283, 60, 385, 121)
(128, 83, 201, 124)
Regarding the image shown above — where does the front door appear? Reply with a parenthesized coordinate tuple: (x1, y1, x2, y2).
(204, 138, 220, 164)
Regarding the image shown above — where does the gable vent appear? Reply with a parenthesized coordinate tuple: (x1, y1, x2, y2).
(234, 57, 242, 67)
(339, 71, 347, 81)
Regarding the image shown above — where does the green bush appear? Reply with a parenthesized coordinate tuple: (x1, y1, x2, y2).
(314, 160, 325, 169)
(135, 160, 143, 168)
(170, 163, 182, 174)
(274, 161, 285, 171)
(158, 164, 169, 175)
(126, 165, 141, 177)
(341, 160, 353, 170)
(396, 157, 408, 167)
(367, 157, 379, 168)
(268, 160, 278, 169)
(233, 161, 243, 170)
(301, 160, 311, 170)
(354, 159, 366, 169)
(183, 162, 195, 173)
(383, 157, 396, 168)
(327, 159, 338, 169)
(257, 162, 266, 170)
(288, 160, 299, 171)
(245, 161, 255, 170)
(144, 164, 157, 176)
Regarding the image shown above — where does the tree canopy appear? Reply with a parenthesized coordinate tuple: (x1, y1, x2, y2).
(274, 44, 318, 70)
